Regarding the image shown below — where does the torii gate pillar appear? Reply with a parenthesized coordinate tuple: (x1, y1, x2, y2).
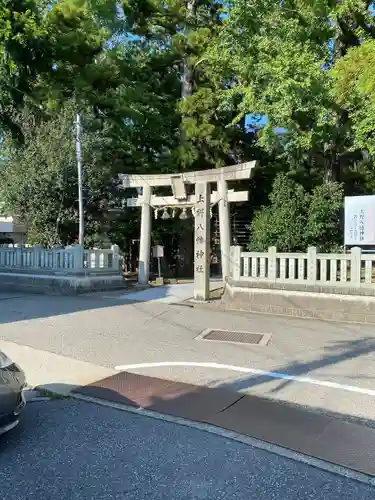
(218, 179, 231, 283)
(138, 184, 152, 285)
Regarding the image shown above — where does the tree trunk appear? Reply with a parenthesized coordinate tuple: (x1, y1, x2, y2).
(324, 153, 340, 183)
(181, 58, 194, 100)
(180, 0, 197, 148)
(181, 0, 196, 101)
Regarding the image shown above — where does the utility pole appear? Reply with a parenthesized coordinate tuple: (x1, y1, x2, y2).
(76, 113, 84, 245)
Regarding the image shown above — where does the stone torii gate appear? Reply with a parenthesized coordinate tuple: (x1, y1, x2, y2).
(119, 161, 256, 300)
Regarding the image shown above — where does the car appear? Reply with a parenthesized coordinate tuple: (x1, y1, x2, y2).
(0, 351, 26, 435)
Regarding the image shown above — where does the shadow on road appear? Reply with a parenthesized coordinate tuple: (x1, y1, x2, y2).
(0, 280, 226, 325)
(215, 336, 375, 395)
(0, 286, 176, 325)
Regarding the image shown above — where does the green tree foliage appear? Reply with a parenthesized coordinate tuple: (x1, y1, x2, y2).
(0, 0, 108, 142)
(307, 182, 344, 251)
(202, 0, 375, 251)
(1, 103, 115, 246)
(249, 174, 309, 252)
(0, 0, 185, 245)
(332, 39, 375, 155)
(2, 0, 373, 254)
(250, 174, 344, 252)
(207, 0, 375, 183)
(121, 0, 258, 170)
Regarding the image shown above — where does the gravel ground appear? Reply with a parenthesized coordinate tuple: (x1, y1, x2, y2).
(0, 399, 374, 500)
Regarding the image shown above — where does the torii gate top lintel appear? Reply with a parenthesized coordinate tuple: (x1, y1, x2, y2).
(118, 161, 257, 189)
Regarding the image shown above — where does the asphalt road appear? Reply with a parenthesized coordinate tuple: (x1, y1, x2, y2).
(0, 400, 374, 500)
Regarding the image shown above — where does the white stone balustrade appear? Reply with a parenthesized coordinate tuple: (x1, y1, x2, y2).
(230, 245, 375, 288)
(0, 244, 121, 272)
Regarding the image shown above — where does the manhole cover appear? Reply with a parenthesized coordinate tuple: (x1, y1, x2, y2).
(196, 329, 271, 346)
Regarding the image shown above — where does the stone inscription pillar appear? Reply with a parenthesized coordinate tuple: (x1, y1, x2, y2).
(194, 182, 210, 301)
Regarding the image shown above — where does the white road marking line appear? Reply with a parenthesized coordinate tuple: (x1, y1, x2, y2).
(114, 361, 375, 397)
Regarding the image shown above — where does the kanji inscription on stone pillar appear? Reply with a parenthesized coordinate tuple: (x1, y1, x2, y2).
(194, 182, 210, 301)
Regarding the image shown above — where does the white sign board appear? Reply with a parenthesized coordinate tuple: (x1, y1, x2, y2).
(344, 196, 375, 245)
(152, 245, 164, 258)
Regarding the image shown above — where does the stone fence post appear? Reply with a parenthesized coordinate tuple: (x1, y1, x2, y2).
(111, 244, 121, 271)
(230, 246, 242, 281)
(268, 246, 277, 282)
(14, 247, 22, 267)
(33, 245, 43, 268)
(307, 247, 317, 284)
(350, 246, 362, 286)
(69, 244, 84, 270)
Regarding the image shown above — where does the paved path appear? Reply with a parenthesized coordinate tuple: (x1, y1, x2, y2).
(1, 399, 374, 500)
(117, 283, 194, 303)
(116, 282, 221, 303)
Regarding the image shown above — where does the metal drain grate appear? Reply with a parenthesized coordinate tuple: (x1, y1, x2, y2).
(196, 329, 271, 346)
